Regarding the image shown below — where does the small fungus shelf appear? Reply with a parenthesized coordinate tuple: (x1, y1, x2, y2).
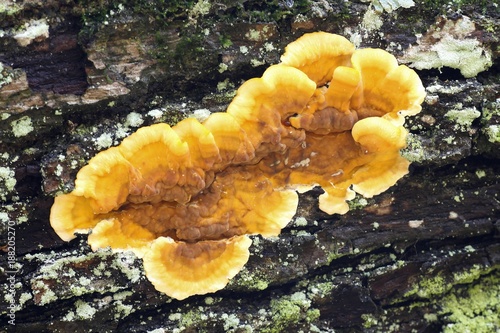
(50, 32, 425, 300)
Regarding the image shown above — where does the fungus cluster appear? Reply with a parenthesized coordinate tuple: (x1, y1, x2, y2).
(50, 32, 425, 300)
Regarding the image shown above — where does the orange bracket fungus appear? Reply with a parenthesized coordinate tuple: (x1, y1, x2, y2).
(50, 32, 425, 300)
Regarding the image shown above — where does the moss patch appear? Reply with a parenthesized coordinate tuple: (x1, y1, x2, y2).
(440, 274, 500, 333)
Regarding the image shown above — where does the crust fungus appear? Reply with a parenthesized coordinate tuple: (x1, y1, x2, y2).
(50, 32, 425, 299)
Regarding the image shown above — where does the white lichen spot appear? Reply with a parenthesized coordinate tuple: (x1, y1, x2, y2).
(464, 245, 475, 253)
(250, 58, 265, 67)
(125, 112, 144, 128)
(217, 78, 232, 91)
(372, 0, 415, 13)
(245, 27, 269, 42)
(408, 219, 424, 228)
(54, 164, 63, 177)
(190, 0, 211, 19)
(75, 300, 97, 320)
(19, 292, 33, 307)
(11, 116, 34, 137)
(443, 135, 455, 145)
(0, 167, 16, 200)
(310, 0, 333, 18)
(264, 42, 275, 52)
(295, 230, 311, 237)
(114, 251, 142, 283)
(345, 29, 362, 48)
(424, 313, 438, 322)
(449, 211, 458, 219)
(453, 193, 464, 202)
(147, 109, 164, 119)
(169, 313, 182, 321)
(114, 123, 130, 139)
(294, 217, 308, 227)
(0, 212, 9, 222)
(79, 276, 91, 286)
(240, 45, 249, 54)
(362, 7, 383, 31)
(95, 132, 113, 150)
(218, 63, 228, 73)
(14, 19, 50, 47)
(189, 109, 211, 122)
(114, 300, 134, 319)
(475, 170, 486, 179)
(0, 166, 16, 191)
(62, 311, 75, 322)
(221, 313, 240, 331)
(484, 124, 500, 144)
(372, 222, 380, 229)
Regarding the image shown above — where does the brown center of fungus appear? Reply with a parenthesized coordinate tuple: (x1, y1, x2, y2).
(50, 32, 426, 300)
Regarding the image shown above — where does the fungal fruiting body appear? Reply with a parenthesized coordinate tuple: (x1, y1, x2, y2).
(50, 32, 425, 300)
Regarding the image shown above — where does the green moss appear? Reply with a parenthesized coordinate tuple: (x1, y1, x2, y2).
(401, 133, 426, 163)
(179, 308, 209, 328)
(262, 292, 319, 333)
(234, 267, 270, 291)
(404, 259, 498, 303)
(481, 100, 500, 123)
(348, 194, 369, 210)
(362, 313, 379, 328)
(0, 2, 22, 15)
(173, 34, 206, 66)
(219, 34, 233, 49)
(78, 0, 197, 42)
(405, 274, 450, 299)
(440, 274, 500, 333)
(308, 281, 335, 299)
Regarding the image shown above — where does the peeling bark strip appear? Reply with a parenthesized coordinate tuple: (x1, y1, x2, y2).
(2, 22, 88, 95)
(0, 0, 499, 332)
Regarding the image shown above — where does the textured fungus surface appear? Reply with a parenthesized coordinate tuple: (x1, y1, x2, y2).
(50, 32, 425, 300)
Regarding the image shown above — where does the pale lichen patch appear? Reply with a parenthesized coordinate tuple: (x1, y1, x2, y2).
(10, 116, 34, 137)
(483, 125, 500, 144)
(402, 16, 493, 78)
(362, 7, 383, 31)
(0, 166, 17, 202)
(13, 18, 49, 47)
(94, 132, 114, 150)
(445, 107, 481, 132)
(372, 0, 415, 13)
(74, 300, 97, 320)
(125, 112, 144, 128)
(189, 108, 211, 122)
(440, 275, 499, 333)
(113, 251, 143, 284)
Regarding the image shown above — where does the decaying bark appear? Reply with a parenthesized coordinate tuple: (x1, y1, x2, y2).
(1, 1, 499, 332)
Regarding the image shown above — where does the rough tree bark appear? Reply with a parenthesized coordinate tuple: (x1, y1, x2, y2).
(0, 1, 499, 332)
